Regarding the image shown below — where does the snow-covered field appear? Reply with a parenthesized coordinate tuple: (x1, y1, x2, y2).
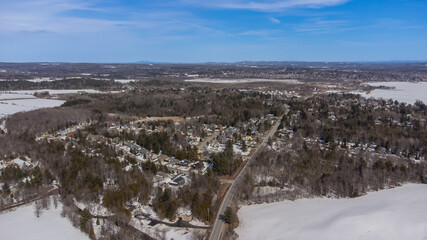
(26, 78, 57, 82)
(0, 201, 89, 240)
(114, 79, 135, 83)
(358, 82, 427, 104)
(184, 78, 301, 84)
(0, 98, 65, 118)
(236, 184, 427, 240)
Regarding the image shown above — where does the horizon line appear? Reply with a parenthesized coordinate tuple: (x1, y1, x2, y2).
(1, 60, 426, 65)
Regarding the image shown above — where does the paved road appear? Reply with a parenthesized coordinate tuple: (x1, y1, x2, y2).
(208, 111, 286, 240)
(134, 213, 210, 229)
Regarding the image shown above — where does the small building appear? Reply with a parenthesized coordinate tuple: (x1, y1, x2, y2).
(127, 204, 136, 212)
(170, 176, 185, 185)
(179, 160, 191, 167)
(192, 161, 204, 169)
(169, 158, 180, 165)
(159, 154, 170, 162)
(179, 214, 193, 222)
(201, 151, 211, 160)
(217, 135, 227, 144)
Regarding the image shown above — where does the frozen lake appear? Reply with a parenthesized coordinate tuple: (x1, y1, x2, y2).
(236, 184, 427, 240)
(6, 89, 101, 95)
(0, 98, 65, 118)
(357, 82, 427, 105)
(0, 201, 88, 240)
(0, 89, 102, 118)
(0, 93, 36, 100)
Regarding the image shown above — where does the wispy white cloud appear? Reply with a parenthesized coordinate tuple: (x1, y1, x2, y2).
(0, 0, 127, 33)
(180, 0, 350, 12)
(240, 29, 282, 36)
(0, 0, 230, 40)
(270, 17, 281, 24)
(292, 17, 349, 33)
(292, 17, 425, 34)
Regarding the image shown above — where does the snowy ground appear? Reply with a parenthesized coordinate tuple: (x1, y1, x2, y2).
(233, 144, 250, 156)
(0, 98, 65, 118)
(26, 78, 57, 82)
(114, 79, 135, 83)
(184, 78, 301, 84)
(0, 201, 89, 240)
(0, 120, 7, 133)
(236, 184, 427, 240)
(357, 82, 427, 105)
(130, 217, 206, 240)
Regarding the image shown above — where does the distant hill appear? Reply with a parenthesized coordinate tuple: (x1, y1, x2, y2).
(133, 60, 427, 69)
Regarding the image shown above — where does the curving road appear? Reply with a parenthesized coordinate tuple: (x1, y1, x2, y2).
(208, 111, 286, 240)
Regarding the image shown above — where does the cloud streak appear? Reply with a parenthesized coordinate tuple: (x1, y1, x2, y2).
(240, 29, 282, 36)
(0, 0, 230, 40)
(180, 0, 350, 12)
(291, 17, 349, 33)
(270, 17, 281, 23)
(0, 0, 125, 33)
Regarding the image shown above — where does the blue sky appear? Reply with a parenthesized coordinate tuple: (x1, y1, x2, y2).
(0, 0, 426, 62)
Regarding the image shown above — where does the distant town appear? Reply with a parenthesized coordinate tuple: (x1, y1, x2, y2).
(0, 62, 426, 240)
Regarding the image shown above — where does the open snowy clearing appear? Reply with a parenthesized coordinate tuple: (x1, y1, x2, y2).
(26, 78, 57, 82)
(114, 79, 135, 83)
(236, 184, 427, 240)
(357, 82, 427, 105)
(0, 201, 89, 240)
(0, 98, 65, 118)
(184, 78, 301, 84)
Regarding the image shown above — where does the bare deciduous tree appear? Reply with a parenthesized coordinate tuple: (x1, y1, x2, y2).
(34, 199, 43, 217)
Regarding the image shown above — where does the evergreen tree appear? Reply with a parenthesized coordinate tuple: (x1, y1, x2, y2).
(242, 140, 247, 152)
(224, 207, 233, 224)
(80, 208, 92, 231)
(2, 183, 10, 195)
